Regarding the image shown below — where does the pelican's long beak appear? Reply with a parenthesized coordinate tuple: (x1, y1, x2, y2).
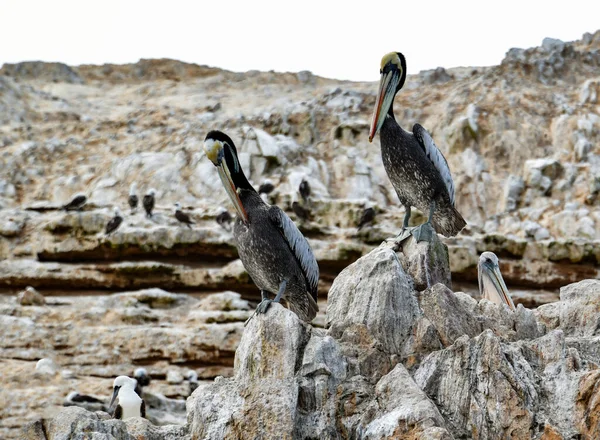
(369, 68, 401, 142)
(483, 261, 515, 311)
(203, 139, 248, 223)
(109, 386, 120, 408)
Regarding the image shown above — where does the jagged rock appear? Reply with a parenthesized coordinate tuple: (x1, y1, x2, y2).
(17, 286, 45, 306)
(556, 279, 600, 337)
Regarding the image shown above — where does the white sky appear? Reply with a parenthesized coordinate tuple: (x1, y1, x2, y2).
(0, 0, 598, 81)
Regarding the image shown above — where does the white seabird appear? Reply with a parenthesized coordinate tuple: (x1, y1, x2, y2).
(110, 375, 145, 420)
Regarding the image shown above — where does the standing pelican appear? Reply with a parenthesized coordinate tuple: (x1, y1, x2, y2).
(369, 52, 465, 242)
(174, 202, 195, 229)
(110, 376, 145, 420)
(478, 252, 515, 311)
(128, 183, 139, 213)
(204, 130, 319, 322)
(143, 189, 155, 218)
(105, 208, 123, 235)
(63, 193, 87, 211)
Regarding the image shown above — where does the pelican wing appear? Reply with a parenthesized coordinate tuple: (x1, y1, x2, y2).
(413, 124, 456, 205)
(269, 206, 319, 300)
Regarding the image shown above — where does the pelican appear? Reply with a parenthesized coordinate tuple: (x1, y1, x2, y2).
(63, 193, 87, 211)
(143, 189, 155, 218)
(105, 208, 123, 235)
(478, 252, 515, 311)
(369, 52, 465, 242)
(174, 202, 195, 228)
(357, 207, 376, 230)
(110, 376, 145, 420)
(128, 183, 139, 213)
(299, 179, 311, 203)
(204, 130, 319, 322)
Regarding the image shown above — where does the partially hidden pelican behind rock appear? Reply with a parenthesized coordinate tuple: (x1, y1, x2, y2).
(478, 251, 515, 311)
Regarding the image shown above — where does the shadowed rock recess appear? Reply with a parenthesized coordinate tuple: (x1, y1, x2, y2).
(25, 234, 600, 439)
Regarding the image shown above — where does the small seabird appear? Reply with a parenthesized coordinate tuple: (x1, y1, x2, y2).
(105, 208, 123, 235)
(369, 52, 466, 242)
(357, 207, 376, 230)
(299, 179, 311, 204)
(204, 130, 319, 322)
(133, 367, 151, 397)
(64, 391, 107, 412)
(143, 189, 156, 218)
(185, 370, 199, 395)
(128, 183, 139, 213)
(258, 180, 275, 195)
(63, 193, 87, 211)
(292, 201, 311, 222)
(110, 376, 145, 420)
(174, 202, 195, 229)
(216, 209, 232, 231)
(478, 251, 516, 311)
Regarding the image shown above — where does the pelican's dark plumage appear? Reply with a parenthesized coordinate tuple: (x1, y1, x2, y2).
(369, 52, 465, 241)
(204, 130, 319, 322)
(143, 189, 155, 218)
(174, 202, 194, 228)
(63, 194, 87, 211)
(105, 209, 123, 235)
(128, 183, 138, 213)
(216, 209, 233, 231)
(478, 252, 515, 311)
(357, 207, 376, 230)
(299, 179, 311, 203)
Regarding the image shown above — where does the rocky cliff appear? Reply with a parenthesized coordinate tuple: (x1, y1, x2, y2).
(2, 30, 600, 439)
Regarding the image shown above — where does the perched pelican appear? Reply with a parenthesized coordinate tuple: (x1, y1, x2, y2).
(143, 189, 156, 218)
(357, 207, 376, 230)
(216, 209, 232, 231)
(478, 252, 515, 311)
(110, 376, 145, 420)
(133, 367, 151, 397)
(299, 179, 311, 203)
(174, 202, 195, 228)
(292, 201, 311, 222)
(128, 183, 139, 213)
(369, 52, 465, 242)
(63, 193, 87, 211)
(105, 209, 123, 235)
(204, 130, 319, 322)
(258, 180, 275, 195)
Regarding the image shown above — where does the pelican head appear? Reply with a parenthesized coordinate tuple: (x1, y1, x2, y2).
(478, 251, 515, 311)
(203, 130, 253, 223)
(369, 52, 407, 142)
(109, 376, 136, 408)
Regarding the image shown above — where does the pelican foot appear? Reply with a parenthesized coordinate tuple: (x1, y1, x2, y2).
(411, 222, 435, 243)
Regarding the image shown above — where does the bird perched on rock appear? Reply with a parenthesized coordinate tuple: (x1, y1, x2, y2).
(185, 370, 199, 395)
(357, 207, 376, 230)
(216, 209, 232, 231)
(299, 179, 311, 204)
(64, 391, 107, 412)
(174, 202, 194, 228)
(105, 208, 123, 235)
(369, 52, 465, 242)
(63, 193, 87, 211)
(143, 189, 156, 218)
(478, 251, 515, 311)
(258, 180, 275, 195)
(133, 367, 151, 397)
(110, 376, 145, 420)
(292, 201, 312, 223)
(204, 130, 319, 322)
(128, 183, 139, 213)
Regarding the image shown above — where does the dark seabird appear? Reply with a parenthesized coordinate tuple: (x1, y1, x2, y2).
(63, 193, 87, 211)
(299, 179, 311, 203)
(357, 207, 376, 230)
(64, 391, 107, 412)
(133, 367, 151, 397)
(216, 209, 233, 231)
(110, 376, 145, 419)
(143, 189, 156, 218)
(258, 180, 275, 195)
(128, 183, 139, 213)
(292, 201, 312, 222)
(174, 202, 195, 229)
(369, 52, 466, 242)
(105, 208, 123, 235)
(185, 370, 199, 395)
(478, 252, 515, 311)
(204, 130, 319, 322)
